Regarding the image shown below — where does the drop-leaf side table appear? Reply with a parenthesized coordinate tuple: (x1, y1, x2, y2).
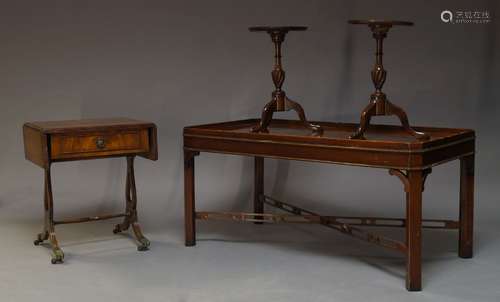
(23, 118, 158, 264)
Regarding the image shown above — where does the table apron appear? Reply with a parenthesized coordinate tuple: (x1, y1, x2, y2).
(184, 136, 474, 170)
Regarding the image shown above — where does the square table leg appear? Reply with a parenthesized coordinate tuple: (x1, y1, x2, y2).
(185, 150, 198, 246)
(406, 170, 423, 291)
(459, 154, 474, 258)
(254, 157, 264, 224)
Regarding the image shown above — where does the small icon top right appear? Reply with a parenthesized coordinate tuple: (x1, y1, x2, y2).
(441, 10, 453, 23)
(441, 10, 491, 24)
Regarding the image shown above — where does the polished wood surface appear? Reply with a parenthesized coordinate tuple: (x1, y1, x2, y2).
(50, 129, 149, 160)
(184, 119, 474, 170)
(24, 118, 158, 264)
(249, 26, 307, 32)
(184, 150, 198, 246)
(249, 26, 322, 134)
(24, 118, 157, 167)
(25, 117, 154, 134)
(459, 154, 474, 258)
(348, 20, 414, 26)
(348, 20, 428, 140)
(184, 118, 475, 291)
(23, 125, 48, 168)
(406, 169, 423, 291)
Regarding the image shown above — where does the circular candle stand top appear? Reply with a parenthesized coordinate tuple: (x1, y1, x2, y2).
(348, 20, 414, 26)
(248, 26, 308, 33)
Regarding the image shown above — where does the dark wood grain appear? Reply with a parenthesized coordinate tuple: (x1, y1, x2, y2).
(406, 170, 423, 291)
(249, 26, 322, 134)
(348, 20, 414, 26)
(24, 118, 157, 163)
(459, 154, 474, 258)
(50, 130, 149, 160)
(184, 119, 474, 170)
(24, 117, 154, 134)
(249, 26, 307, 32)
(25, 118, 158, 263)
(183, 118, 475, 291)
(184, 150, 199, 246)
(23, 124, 49, 168)
(348, 19, 428, 140)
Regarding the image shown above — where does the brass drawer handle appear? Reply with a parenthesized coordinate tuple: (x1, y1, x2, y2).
(95, 137, 106, 149)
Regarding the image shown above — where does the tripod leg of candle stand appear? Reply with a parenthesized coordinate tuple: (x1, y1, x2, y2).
(285, 97, 323, 134)
(385, 100, 430, 140)
(254, 157, 264, 224)
(252, 99, 276, 133)
(350, 101, 376, 139)
(351, 99, 429, 140)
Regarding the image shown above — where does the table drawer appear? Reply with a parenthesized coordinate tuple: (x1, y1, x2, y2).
(50, 129, 150, 160)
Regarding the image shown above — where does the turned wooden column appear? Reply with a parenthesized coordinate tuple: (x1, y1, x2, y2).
(249, 26, 323, 135)
(348, 20, 429, 141)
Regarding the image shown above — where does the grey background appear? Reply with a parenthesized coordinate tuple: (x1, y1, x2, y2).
(0, 0, 499, 301)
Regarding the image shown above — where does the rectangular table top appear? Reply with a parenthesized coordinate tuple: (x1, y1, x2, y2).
(23, 117, 158, 167)
(184, 119, 475, 170)
(24, 118, 155, 134)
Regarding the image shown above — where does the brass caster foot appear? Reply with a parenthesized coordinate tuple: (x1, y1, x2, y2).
(34, 232, 48, 246)
(51, 250, 64, 264)
(137, 238, 150, 252)
(113, 225, 122, 234)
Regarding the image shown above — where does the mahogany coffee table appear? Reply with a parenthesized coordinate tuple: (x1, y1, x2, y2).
(183, 119, 475, 291)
